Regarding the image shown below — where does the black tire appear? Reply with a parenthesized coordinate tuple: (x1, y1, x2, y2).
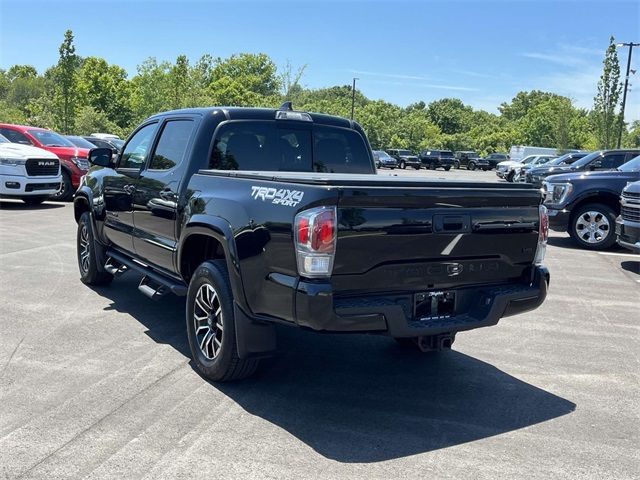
(400, 160, 406, 169)
(21, 196, 47, 205)
(413, 165, 421, 170)
(52, 170, 73, 202)
(77, 212, 113, 285)
(569, 203, 617, 250)
(429, 163, 436, 170)
(506, 171, 515, 182)
(454, 161, 460, 169)
(186, 260, 259, 382)
(468, 161, 476, 171)
(390, 167, 395, 170)
(444, 166, 451, 171)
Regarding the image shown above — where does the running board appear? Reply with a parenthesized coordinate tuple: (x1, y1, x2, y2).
(105, 249, 188, 297)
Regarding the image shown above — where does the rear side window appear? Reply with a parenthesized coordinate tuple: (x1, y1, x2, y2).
(149, 120, 194, 170)
(209, 121, 371, 173)
(600, 153, 627, 169)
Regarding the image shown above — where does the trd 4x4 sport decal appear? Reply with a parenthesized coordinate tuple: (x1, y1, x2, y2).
(250, 186, 304, 207)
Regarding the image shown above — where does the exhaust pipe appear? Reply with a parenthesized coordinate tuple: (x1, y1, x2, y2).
(417, 333, 455, 353)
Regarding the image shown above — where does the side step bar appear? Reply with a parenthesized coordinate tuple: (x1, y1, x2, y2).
(105, 249, 188, 297)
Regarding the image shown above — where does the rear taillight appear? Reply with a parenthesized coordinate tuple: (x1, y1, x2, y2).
(534, 205, 548, 265)
(294, 206, 337, 277)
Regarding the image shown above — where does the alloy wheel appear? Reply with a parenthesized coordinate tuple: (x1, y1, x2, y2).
(79, 224, 90, 273)
(193, 283, 224, 360)
(575, 210, 610, 244)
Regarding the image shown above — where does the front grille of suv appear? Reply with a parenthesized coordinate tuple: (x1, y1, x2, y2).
(25, 158, 60, 176)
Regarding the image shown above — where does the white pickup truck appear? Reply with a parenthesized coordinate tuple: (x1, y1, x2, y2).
(0, 133, 61, 205)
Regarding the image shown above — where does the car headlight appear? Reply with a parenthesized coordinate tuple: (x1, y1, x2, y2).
(0, 157, 27, 166)
(543, 182, 573, 205)
(71, 156, 89, 170)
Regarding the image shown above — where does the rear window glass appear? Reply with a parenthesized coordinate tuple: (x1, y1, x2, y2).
(209, 121, 371, 173)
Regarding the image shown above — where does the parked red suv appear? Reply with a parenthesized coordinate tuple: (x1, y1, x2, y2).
(0, 124, 90, 201)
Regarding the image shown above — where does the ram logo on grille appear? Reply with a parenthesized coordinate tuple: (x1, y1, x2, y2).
(38, 161, 56, 166)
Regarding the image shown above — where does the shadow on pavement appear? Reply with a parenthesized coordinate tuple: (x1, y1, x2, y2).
(620, 261, 639, 275)
(547, 234, 623, 252)
(0, 199, 66, 210)
(93, 273, 576, 463)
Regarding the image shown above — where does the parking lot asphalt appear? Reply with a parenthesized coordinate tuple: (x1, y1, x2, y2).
(1, 168, 638, 480)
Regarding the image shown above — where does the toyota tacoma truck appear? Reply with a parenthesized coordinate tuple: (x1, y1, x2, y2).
(0, 133, 61, 204)
(74, 104, 550, 382)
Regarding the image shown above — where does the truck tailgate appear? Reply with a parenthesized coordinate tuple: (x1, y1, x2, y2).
(333, 184, 541, 293)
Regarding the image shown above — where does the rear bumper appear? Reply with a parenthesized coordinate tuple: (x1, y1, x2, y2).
(293, 266, 549, 337)
(616, 217, 640, 253)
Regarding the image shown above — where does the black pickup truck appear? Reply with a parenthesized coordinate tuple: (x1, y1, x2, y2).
(74, 104, 550, 381)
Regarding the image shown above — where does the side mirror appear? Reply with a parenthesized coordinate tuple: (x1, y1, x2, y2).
(88, 147, 114, 167)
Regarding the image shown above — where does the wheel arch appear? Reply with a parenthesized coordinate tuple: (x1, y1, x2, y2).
(178, 218, 249, 312)
(568, 191, 622, 219)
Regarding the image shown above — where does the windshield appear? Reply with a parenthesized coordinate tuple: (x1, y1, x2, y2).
(28, 130, 75, 147)
(66, 136, 98, 149)
(111, 138, 125, 148)
(619, 155, 640, 172)
(398, 150, 414, 156)
(376, 151, 392, 159)
(0, 134, 9, 143)
(570, 151, 603, 168)
(522, 155, 537, 164)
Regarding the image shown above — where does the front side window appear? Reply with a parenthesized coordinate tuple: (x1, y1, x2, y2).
(149, 120, 194, 170)
(119, 123, 157, 169)
(28, 130, 75, 147)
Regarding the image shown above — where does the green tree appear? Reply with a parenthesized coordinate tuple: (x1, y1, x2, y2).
(212, 53, 281, 97)
(592, 36, 622, 149)
(425, 98, 473, 134)
(54, 30, 79, 133)
(74, 106, 122, 137)
(76, 57, 132, 129)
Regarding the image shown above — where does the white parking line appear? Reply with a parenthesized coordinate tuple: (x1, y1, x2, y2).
(596, 251, 640, 258)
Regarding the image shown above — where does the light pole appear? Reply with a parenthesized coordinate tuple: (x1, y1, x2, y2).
(616, 42, 639, 148)
(351, 77, 358, 120)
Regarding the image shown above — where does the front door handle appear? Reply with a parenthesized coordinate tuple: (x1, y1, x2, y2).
(123, 184, 136, 195)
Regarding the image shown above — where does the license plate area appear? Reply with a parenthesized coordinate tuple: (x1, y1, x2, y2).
(414, 291, 456, 320)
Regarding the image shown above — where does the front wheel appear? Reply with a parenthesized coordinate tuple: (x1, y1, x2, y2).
(186, 260, 260, 382)
(400, 160, 406, 169)
(468, 162, 476, 171)
(569, 203, 617, 250)
(77, 212, 113, 285)
(506, 171, 515, 182)
(52, 170, 73, 202)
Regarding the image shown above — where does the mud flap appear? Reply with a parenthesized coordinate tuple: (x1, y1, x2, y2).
(234, 304, 277, 359)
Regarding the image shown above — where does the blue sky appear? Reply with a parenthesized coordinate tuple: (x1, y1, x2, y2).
(1, 0, 638, 120)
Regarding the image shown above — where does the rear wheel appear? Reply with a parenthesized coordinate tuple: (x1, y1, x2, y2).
(186, 260, 259, 382)
(399, 160, 406, 169)
(52, 170, 73, 202)
(21, 196, 47, 205)
(454, 160, 460, 169)
(569, 203, 617, 250)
